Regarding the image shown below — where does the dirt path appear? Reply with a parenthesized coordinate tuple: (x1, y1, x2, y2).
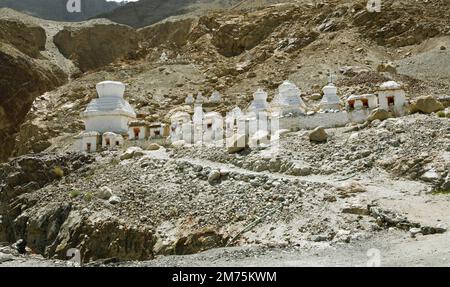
(118, 230, 450, 267)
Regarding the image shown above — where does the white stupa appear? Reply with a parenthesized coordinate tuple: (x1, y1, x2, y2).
(272, 80, 306, 115)
(185, 94, 194, 105)
(248, 88, 269, 112)
(320, 82, 341, 111)
(81, 81, 136, 134)
(193, 103, 204, 124)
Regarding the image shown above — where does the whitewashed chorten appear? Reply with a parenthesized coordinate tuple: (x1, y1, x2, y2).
(81, 81, 136, 134)
(272, 80, 306, 115)
(320, 82, 341, 110)
(248, 88, 269, 113)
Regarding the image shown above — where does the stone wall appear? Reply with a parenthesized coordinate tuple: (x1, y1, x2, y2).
(280, 112, 350, 130)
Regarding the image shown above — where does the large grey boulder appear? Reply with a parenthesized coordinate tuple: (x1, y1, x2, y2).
(309, 126, 328, 142)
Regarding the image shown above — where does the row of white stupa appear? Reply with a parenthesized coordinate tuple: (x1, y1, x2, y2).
(181, 79, 406, 117)
(170, 80, 407, 143)
(77, 79, 407, 152)
(243, 79, 406, 116)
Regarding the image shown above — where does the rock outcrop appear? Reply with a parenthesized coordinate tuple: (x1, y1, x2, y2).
(0, 19, 46, 58)
(53, 21, 140, 72)
(352, 0, 446, 47)
(410, 95, 445, 114)
(0, 153, 93, 242)
(139, 18, 198, 48)
(0, 41, 66, 162)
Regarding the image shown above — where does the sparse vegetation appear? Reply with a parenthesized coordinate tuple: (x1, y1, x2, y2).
(432, 188, 450, 195)
(69, 190, 81, 198)
(52, 166, 65, 178)
(84, 192, 94, 202)
(436, 111, 446, 118)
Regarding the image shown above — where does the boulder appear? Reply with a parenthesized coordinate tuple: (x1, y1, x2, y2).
(290, 164, 311, 176)
(409, 227, 422, 237)
(120, 147, 144, 160)
(95, 186, 113, 200)
(442, 174, 450, 191)
(342, 203, 369, 215)
(207, 170, 221, 184)
(337, 181, 367, 196)
(411, 95, 444, 114)
(421, 169, 440, 182)
(11, 239, 27, 254)
(310, 93, 322, 101)
(338, 65, 370, 77)
(172, 140, 186, 148)
(376, 62, 397, 74)
(368, 108, 391, 121)
(148, 143, 160, 151)
(108, 195, 121, 205)
(309, 126, 328, 142)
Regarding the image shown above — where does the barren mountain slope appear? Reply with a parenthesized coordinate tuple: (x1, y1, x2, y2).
(94, 0, 231, 28)
(0, 0, 449, 266)
(9, 0, 450, 159)
(0, 8, 141, 160)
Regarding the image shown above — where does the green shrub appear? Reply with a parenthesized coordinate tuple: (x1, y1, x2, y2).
(432, 188, 450, 195)
(52, 166, 65, 178)
(437, 111, 446, 118)
(69, 190, 81, 198)
(84, 192, 94, 202)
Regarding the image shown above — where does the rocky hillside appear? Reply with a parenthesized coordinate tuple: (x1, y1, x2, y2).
(0, 9, 141, 161)
(0, 0, 120, 21)
(96, 0, 300, 28)
(0, 13, 67, 162)
(6, 0, 449, 161)
(0, 113, 448, 262)
(1, 0, 450, 161)
(0, 0, 449, 265)
(96, 0, 241, 28)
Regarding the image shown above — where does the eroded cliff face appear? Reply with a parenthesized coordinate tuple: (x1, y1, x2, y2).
(0, 18, 46, 57)
(0, 40, 66, 162)
(53, 21, 141, 72)
(0, 153, 228, 262)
